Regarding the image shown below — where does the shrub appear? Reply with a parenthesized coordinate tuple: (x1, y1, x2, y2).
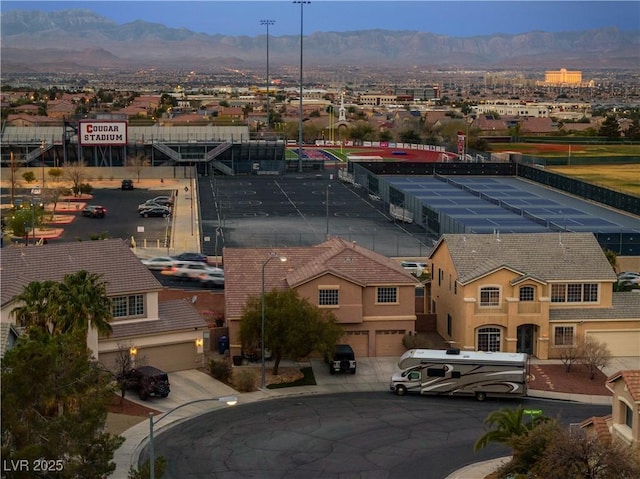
(232, 369, 257, 392)
(209, 359, 232, 384)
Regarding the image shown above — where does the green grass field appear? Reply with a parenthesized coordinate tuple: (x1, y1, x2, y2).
(547, 165, 640, 196)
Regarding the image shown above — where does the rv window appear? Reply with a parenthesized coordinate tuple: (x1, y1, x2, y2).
(409, 371, 420, 380)
(452, 371, 461, 378)
(427, 368, 445, 377)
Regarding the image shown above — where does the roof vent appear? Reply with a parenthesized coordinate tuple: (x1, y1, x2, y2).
(446, 348, 460, 355)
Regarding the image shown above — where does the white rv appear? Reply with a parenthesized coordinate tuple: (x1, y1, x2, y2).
(389, 348, 528, 401)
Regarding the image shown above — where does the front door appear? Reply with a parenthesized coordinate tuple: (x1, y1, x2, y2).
(517, 324, 535, 355)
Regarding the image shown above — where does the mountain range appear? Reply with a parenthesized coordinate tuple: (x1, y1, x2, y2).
(1, 9, 638, 72)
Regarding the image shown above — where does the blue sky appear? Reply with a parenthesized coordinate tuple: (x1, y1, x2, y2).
(3, 1, 639, 37)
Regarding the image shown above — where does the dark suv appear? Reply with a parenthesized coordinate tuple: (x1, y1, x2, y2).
(327, 344, 357, 375)
(123, 366, 170, 400)
(121, 179, 134, 190)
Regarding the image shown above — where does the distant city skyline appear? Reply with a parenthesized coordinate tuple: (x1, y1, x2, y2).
(3, 1, 639, 37)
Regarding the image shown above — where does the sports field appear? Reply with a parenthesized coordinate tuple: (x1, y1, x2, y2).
(491, 143, 639, 157)
(547, 164, 640, 196)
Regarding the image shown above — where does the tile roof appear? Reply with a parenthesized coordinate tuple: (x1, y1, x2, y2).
(607, 370, 640, 402)
(580, 415, 612, 443)
(432, 233, 617, 284)
(109, 299, 207, 340)
(223, 237, 418, 319)
(549, 291, 640, 321)
(1, 239, 162, 307)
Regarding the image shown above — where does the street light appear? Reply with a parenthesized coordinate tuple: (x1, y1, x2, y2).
(260, 20, 275, 134)
(148, 396, 238, 479)
(261, 253, 287, 389)
(325, 183, 331, 237)
(293, 0, 310, 172)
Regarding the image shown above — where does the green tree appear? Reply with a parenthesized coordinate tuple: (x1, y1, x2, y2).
(398, 128, 422, 144)
(498, 419, 561, 477)
(474, 406, 548, 452)
(348, 121, 375, 143)
(598, 115, 621, 139)
(11, 271, 113, 337)
(1, 329, 124, 478)
(239, 289, 343, 375)
(21, 171, 36, 184)
(379, 130, 393, 142)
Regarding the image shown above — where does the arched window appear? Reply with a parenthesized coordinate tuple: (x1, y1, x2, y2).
(478, 327, 501, 352)
(519, 285, 535, 302)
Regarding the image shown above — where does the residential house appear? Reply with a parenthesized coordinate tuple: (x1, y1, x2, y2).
(581, 370, 640, 453)
(223, 237, 419, 358)
(0, 239, 208, 372)
(428, 233, 639, 359)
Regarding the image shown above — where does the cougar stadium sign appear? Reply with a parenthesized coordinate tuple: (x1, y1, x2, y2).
(79, 121, 128, 146)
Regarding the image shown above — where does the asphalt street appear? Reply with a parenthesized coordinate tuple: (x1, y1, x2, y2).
(143, 392, 608, 479)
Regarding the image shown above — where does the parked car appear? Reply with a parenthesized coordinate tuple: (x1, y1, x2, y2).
(121, 179, 134, 190)
(326, 344, 357, 375)
(172, 252, 208, 263)
(163, 262, 222, 280)
(139, 206, 171, 218)
(148, 195, 174, 207)
(141, 256, 177, 271)
(199, 270, 225, 288)
(121, 366, 170, 401)
(82, 205, 107, 218)
(618, 272, 640, 286)
(138, 201, 168, 212)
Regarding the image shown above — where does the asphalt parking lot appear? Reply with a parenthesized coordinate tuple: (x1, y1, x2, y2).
(198, 174, 435, 258)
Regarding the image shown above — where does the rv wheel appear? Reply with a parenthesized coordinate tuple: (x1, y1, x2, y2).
(475, 392, 486, 401)
(395, 385, 407, 396)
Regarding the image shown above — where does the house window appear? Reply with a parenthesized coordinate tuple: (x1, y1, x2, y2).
(479, 287, 500, 307)
(519, 286, 535, 302)
(447, 314, 452, 337)
(318, 289, 339, 306)
(377, 287, 397, 303)
(454, 282, 457, 295)
(478, 327, 501, 351)
(551, 283, 599, 303)
(554, 326, 574, 346)
(111, 294, 145, 319)
(624, 402, 633, 429)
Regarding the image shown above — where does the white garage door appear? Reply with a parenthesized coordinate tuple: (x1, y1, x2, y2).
(587, 331, 640, 357)
(344, 331, 369, 358)
(375, 329, 407, 357)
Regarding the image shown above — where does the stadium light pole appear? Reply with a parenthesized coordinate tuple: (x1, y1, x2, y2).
(294, 0, 310, 172)
(261, 253, 287, 390)
(260, 20, 275, 134)
(148, 396, 237, 479)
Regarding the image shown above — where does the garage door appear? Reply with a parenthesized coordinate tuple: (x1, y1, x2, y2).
(344, 331, 369, 358)
(375, 330, 406, 357)
(101, 342, 197, 373)
(587, 331, 640, 357)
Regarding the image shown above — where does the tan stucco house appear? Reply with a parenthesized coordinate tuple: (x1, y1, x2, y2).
(1, 239, 208, 372)
(582, 370, 640, 454)
(428, 233, 639, 359)
(223, 237, 419, 358)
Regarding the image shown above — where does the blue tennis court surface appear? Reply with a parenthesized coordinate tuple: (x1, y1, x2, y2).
(384, 175, 639, 235)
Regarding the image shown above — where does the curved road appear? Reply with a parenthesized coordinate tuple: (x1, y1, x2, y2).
(143, 392, 608, 479)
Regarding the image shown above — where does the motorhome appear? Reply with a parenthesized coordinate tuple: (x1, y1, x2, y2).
(390, 348, 528, 401)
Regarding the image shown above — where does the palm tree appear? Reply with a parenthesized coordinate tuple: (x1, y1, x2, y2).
(474, 406, 547, 452)
(56, 271, 113, 336)
(11, 280, 59, 333)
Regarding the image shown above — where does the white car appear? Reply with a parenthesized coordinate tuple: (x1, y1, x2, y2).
(163, 262, 223, 280)
(401, 261, 428, 276)
(199, 270, 225, 288)
(141, 256, 177, 271)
